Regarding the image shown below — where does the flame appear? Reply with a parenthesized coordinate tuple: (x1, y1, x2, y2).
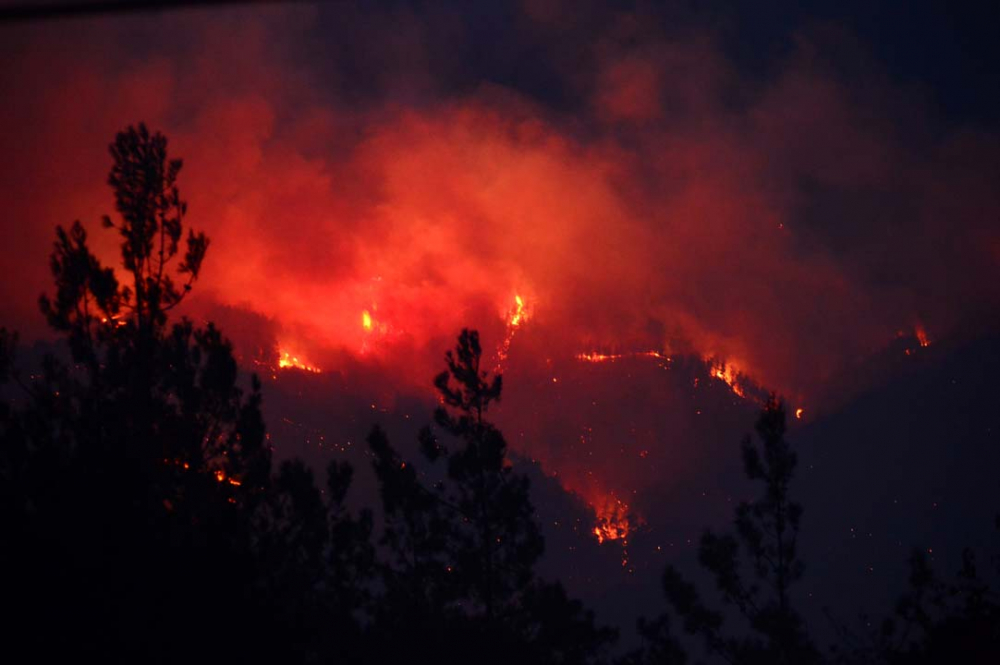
(795, 407, 804, 419)
(590, 493, 633, 568)
(707, 359, 746, 398)
(915, 324, 931, 348)
(164, 458, 241, 487)
(360, 306, 393, 354)
(591, 494, 631, 544)
(100, 314, 127, 327)
(577, 352, 624, 363)
(213, 469, 242, 487)
(576, 350, 671, 363)
(277, 350, 321, 373)
(496, 293, 531, 371)
(510, 294, 526, 327)
(576, 348, 755, 404)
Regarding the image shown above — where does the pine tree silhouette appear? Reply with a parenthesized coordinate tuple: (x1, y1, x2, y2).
(829, 535, 1000, 664)
(0, 124, 372, 663)
(634, 396, 820, 665)
(368, 328, 615, 664)
(0, 123, 617, 665)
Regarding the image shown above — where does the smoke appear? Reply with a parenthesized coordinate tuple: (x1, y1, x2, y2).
(2, 3, 999, 466)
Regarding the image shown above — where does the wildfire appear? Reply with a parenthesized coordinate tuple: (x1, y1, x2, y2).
(915, 324, 931, 348)
(576, 350, 671, 363)
(577, 352, 624, 363)
(589, 493, 633, 568)
(707, 359, 746, 398)
(360, 306, 392, 354)
(510, 294, 526, 327)
(496, 293, 531, 370)
(592, 495, 631, 544)
(277, 350, 321, 373)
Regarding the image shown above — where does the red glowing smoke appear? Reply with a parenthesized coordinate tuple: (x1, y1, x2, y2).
(2, 6, 999, 529)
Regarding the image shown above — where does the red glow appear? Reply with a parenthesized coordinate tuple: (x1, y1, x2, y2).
(510, 294, 527, 327)
(277, 350, 321, 373)
(915, 325, 931, 348)
(591, 494, 631, 544)
(496, 293, 531, 371)
(706, 358, 747, 398)
(586, 492, 633, 568)
(576, 350, 671, 363)
(2, 10, 991, 569)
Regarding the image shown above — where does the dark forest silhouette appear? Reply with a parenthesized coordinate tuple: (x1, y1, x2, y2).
(625, 403, 1000, 665)
(2, 125, 999, 663)
(624, 399, 821, 665)
(0, 124, 614, 664)
(367, 328, 615, 663)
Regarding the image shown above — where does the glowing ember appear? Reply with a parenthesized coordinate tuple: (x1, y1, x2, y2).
(592, 495, 631, 544)
(165, 458, 241, 487)
(915, 325, 931, 348)
(795, 407, 804, 419)
(277, 351, 321, 373)
(213, 469, 242, 486)
(576, 352, 625, 363)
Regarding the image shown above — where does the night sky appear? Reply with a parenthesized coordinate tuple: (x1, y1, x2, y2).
(3, 0, 1000, 649)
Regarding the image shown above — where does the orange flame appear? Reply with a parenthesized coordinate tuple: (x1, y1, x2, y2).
(359, 306, 392, 354)
(795, 407, 804, 419)
(592, 495, 631, 544)
(576, 350, 671, 363)
(213, 469, 242, 487)
(707, 359, 746, 398)
(589, 493, 633, 568)
(277, 350, 321, 373)
(165, 458, 241, 487)
(496, 293, 530, 370)
(510, 294, 526, 327)
(576, 352, 624, 363)
(100, 314, 127, 327)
